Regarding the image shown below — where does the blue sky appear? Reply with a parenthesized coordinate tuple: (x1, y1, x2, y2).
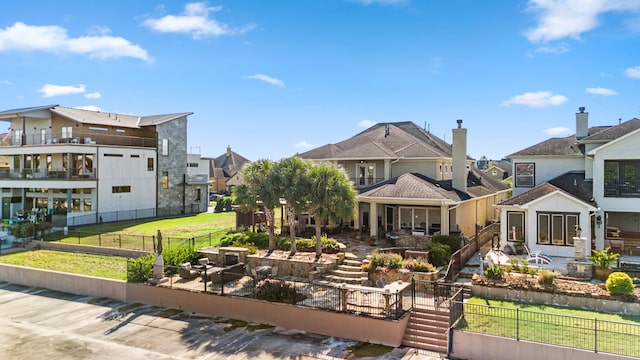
(1, 0, 640, 162)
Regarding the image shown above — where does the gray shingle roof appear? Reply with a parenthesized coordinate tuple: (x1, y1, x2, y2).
(582, 118, 640, 142)
(498, 171, 594, 206)
(299, 122, 453, 160)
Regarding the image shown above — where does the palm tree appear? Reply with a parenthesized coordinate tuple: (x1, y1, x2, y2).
(233, 159, 280, 252)
(307, 163, 357, 259)
(270, 157, 311, 256)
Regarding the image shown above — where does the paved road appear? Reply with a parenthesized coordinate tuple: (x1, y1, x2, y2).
(0, 282, 444, 359)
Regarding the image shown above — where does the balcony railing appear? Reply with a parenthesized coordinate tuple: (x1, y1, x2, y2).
(349, 177, 386, 188)
(4, 131, 157, 148)
(604, 179, 640, 197)
(0, 167, 97, 180)
(184, 173, 209, 184)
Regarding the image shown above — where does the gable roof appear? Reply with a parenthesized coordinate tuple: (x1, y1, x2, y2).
(508, 119, 640, 157)
(52, 107, 192, 128)
(299, 122, 453, 160)
(359, 168, 508, 202)
(205, 147, 251, 178)
(0, 105, 58, 119)
(498, 171, 594, 207)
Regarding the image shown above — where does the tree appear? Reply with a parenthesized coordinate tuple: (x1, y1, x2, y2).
(269, 157, 311, 256)
(307, 162, 356, 259)
(233, 159, 280, 252)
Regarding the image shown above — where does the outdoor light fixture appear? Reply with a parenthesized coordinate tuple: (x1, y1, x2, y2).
(596, 215, 602, 228)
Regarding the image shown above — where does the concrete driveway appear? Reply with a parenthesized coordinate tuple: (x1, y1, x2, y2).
(0, 282, 443, 360)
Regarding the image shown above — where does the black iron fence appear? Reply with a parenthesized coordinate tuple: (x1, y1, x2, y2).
(412, 279, 468, 309)
(59, 205, 205, 227)
(128, 261, 410, 321)
(446, 223, 498, 281)
(456, 301, 640, 358)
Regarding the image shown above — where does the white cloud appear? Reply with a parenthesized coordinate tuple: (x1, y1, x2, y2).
(0, 22, 151, 61)
(358, 120, 376, 128)
(294, 140, 314, 149)
(544, 127, 572, 136)
(1, 80, 11, 85)
(586, 87, 617, 96)
(143, 2, 255, 39)
(535, 43, 569, 54)
(625, 65, 640, 78)
(85, 92, 101, 99)
(38, 84, 86, 98)
(248, 74, 285, 88)
(500, 91, 568, 107)
(75, 105, 102, 112)
(524, 0, 640, 43)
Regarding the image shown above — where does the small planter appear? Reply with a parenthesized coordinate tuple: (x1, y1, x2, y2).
(595, 267, 614, 282)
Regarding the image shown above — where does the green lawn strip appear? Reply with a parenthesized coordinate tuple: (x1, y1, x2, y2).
(462, 297, 640, 356)
(0, 250, 127, 280)
(55, 212, 235, 250)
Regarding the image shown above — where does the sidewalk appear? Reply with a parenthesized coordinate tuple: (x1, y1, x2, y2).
(0, 282, 444, 360)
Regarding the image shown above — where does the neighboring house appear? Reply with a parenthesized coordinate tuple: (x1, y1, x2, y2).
(496, 107, 640, 257)
(484, 159, 511, 182)
(205, 145, 250, 194)
(299, 121, 510, 239)
(0, 105, 209, 227)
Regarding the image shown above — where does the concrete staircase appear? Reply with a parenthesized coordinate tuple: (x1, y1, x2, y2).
(321, 254, 369, 285)
(402, 307, 449, 354)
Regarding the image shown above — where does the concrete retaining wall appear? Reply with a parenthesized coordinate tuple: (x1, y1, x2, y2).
(471, 284, 640, 314)
(35, 241, 151, 258)
(451, 331, 631, 360)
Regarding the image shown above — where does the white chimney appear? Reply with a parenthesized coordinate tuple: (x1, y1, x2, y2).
(452, 119, 467, 193)
(576, 107, 588, 140)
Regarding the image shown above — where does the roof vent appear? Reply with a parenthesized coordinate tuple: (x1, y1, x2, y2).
(385, 123, 390, 137)
(578, 107, 585, 113)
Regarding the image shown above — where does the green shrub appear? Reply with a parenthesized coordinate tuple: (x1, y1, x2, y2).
(427, 242, 451, 267)
(214, 197, 233, 213)
(254, 280, 306, 304)
(162, 247, 200, 268)
(431, 234, 462, 253)
(368, 252, 404, 271)
(606, 272, 634, 296)
(485, 265, 504, 281)
(127, 254, 154, 283)
(404, 257, 436, 273)
(538, 270, 556, 287)
(13, 222, 35, 238)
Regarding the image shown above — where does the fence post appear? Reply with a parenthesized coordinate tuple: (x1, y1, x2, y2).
(209, 233, 212, 247)
(594, 318, 598, 353)
(143, 236, 145, 251)
(516, 308, 520, 341)
(99, 233, 101, 247)
(118, 234, 122, 248)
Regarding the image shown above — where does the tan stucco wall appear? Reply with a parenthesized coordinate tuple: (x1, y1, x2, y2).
(451, 331, 631, 360)
(127, 283, 409, 347)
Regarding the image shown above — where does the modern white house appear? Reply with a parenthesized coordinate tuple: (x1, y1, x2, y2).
(299, 121, 510, 239)
(497, 107, 640, 257)
(0, 105, 209, 227)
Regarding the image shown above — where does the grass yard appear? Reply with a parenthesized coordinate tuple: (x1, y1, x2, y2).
(54, 212, 236, 251)
(461, 297, 640, 357)
(0, 250, 127, 280)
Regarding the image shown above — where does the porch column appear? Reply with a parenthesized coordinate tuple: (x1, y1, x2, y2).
(354, 202, 360, 231)
(384, 159, 391, 181)
(370, 202, 378, 238)
(441, 205, 449, 235)
(595, 210, 605, 250)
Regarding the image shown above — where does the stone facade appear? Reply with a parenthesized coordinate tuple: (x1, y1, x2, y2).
(156, 117, 188, 215)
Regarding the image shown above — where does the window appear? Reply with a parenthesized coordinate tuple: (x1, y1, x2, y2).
(13, 129, 22, 144)
(515, 163, 535, 187)
(41, 129, 46, 144)
(104, 153, 123, 157)
(148, 158, 154, 171)
(195, 188, 201, 201)
(83, 199, 92, 211)
(162, 171, 169, 189)
(604, 160, 640, 197)
(162, 138, 169, 156)
(62, 126, 73, 139)
(130, 154, 140, 158)
(537, 212, 579, 246)
(112, 186, 131, 193)
(357, 163, 376, 186)
(507, 211, 524, 241)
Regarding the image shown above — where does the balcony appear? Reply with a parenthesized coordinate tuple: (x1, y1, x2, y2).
(0, 167, 97, 181)
(5, 131, 157, 148)
(349, 177, 386, 189)
(604, 179, 640, 197)
(184, 173, 209, 185)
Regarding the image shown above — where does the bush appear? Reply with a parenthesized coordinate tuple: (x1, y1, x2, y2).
(162, 247, 200, 268)
(404, 257, 436, 273)
(538, 270, 556, 287)
(485, 265, 504, 281)
(427, 242, 451, 267)
(368, 252, 404, 271)
(127, 254, 154, 283)
(431, 234, 462, 253)
(255, 280, 306, 304)
(606, 272, 634, 296)
(214, 197, 233, 213)
(13, 222, 35, 238)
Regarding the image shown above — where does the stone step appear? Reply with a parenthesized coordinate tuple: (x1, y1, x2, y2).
(329, 269, 368, 279)
(401, 337, 448, 354)
(337, 264, 363, 272)
(323, 274, 368, 285)
(343, 259, 363, 267)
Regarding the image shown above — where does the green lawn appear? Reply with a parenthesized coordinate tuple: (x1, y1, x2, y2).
(461, 297, 640, 357)
(0, 250, 127, 280)
(52, 212, 236, 251)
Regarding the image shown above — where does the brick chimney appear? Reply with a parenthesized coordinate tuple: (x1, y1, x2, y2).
(576, 107, 588, 140)
(226, 145, 232, 157)
(452, 119, 467, 193)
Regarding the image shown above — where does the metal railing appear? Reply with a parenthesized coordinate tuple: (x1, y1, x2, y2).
(446, 223, 498, 281)
(604, 179, 640, 197)
(6, 131, 157, 148)
(456, 301, 640, 358)
(0, 167, 97, 180)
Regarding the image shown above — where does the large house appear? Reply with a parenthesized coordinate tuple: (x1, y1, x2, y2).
(0, 105, 209, 227)
(299, 121, 510, 239)
(205, 145, 250, 194)
(497, 107, 640, 257)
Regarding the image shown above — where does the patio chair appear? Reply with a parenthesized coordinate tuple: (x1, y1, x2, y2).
(179, 262, 200, 279)
(525, 245, 552, 265)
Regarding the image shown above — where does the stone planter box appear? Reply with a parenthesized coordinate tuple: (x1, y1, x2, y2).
(370, 269, 440, 288)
